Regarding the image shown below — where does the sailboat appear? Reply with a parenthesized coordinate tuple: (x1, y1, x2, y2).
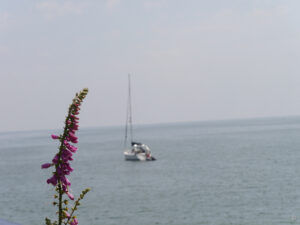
(123, 74, 156, 161)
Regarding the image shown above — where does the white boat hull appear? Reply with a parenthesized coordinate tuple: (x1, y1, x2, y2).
(124, 150, 147, 161)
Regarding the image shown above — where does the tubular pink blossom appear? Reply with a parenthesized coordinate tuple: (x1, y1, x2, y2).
(61, 176, 71, 186)
(73, 218, 78, 224)
(66, 191, 74, 200)
(64, 211, 71, 218)
(52, 154, 59, 164)
(67, 145, 77, 153)
(62, 184, 68, 192)
(64, 144, 77, 154)
(70, 115, 79, 120)
(70, 217, 78, 225)
(68, 129, 75, 133)
(41, 163, 53, 169)
(65, 177, 71, 186)
(68, 131, 76, 137)
(47, 175, 57, 186)
(70, 139, 78, 144)
(61, 163, 74, 173)
(67, 134, 78, 143)
(51, 134, 60, 139)
(72, 124, 79, 130)
(68, 133, 78, 141)
(61, 150, 73, 162)
(70, 136, 78, 142)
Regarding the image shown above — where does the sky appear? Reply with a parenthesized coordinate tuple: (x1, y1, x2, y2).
(0, 0, 300, 132)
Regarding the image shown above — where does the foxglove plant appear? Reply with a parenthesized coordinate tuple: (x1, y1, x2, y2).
(42, 88, 90, 225)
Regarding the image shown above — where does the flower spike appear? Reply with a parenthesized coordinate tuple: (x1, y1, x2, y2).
(42, 88, 90, 225)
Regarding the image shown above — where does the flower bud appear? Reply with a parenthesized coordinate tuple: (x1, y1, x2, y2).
(51, 134, 60, 139)
(41, 163, 53, 169)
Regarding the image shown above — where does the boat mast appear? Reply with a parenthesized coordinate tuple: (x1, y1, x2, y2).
(128, 74, 133, 144)
(124, 74, 133, 148)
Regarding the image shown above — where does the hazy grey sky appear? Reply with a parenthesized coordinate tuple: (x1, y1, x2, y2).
(1, 0, 300, 132)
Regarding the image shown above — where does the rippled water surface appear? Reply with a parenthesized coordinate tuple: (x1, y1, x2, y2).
(1, 117, 300, 225)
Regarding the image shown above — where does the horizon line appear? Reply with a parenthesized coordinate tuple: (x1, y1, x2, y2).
(1, 114, 300, 134)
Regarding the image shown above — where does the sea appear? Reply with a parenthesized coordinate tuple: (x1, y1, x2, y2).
(1, 117, 300, 225)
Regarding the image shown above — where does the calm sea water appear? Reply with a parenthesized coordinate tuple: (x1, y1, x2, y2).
(1, 117, 300, 225)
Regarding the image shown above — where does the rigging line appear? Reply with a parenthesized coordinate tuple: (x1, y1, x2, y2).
(124, 75, 130, 148)
(124, 100, 129, 148)
(128, 74, 133, 144)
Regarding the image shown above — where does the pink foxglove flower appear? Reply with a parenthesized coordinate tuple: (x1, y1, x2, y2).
(63, 211, 71, 218)
(47, 175, 58, 186)
(42, 88, 90, 225)
(70, 218, 78, 225)
(66, 191, 74, 200)
(41, 163, 53, 169)
(51, 134, 60, 139)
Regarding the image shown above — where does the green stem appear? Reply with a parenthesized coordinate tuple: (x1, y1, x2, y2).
(57, 106, 73, 225)
(58, 181, 63, 225)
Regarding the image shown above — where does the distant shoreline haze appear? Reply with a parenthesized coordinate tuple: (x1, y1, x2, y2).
(1, 114, 300, 133)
